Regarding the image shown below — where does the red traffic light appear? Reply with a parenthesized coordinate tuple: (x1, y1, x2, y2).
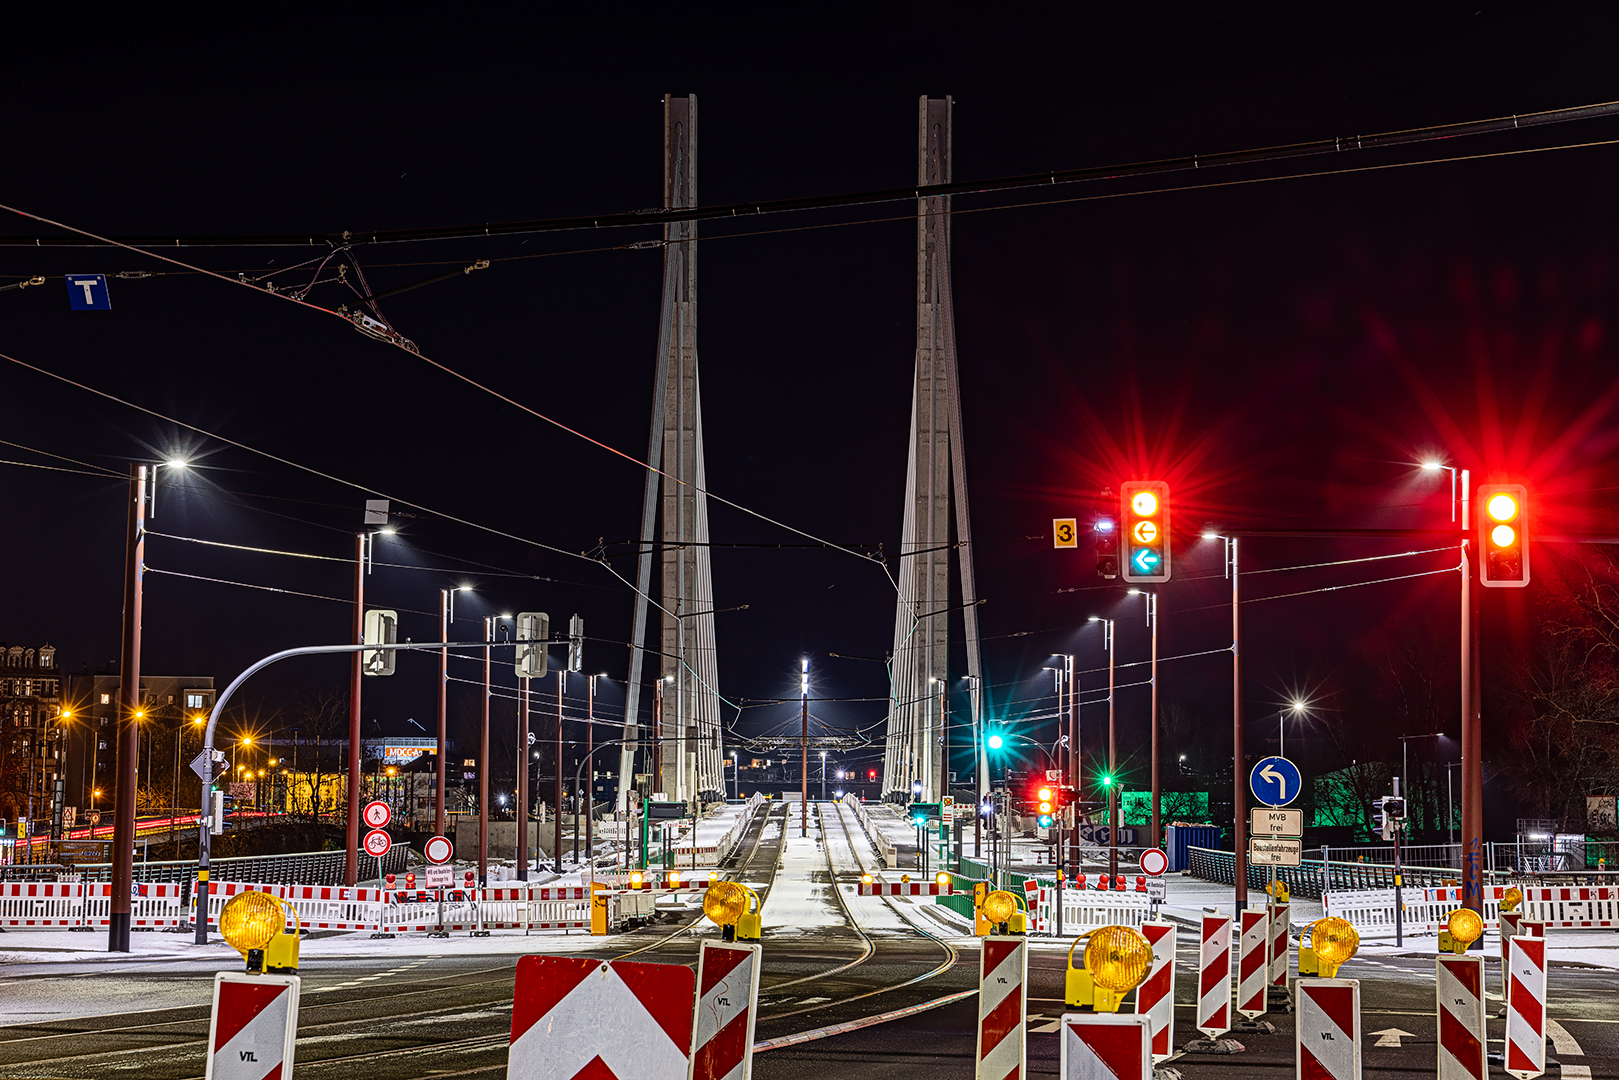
(867, 769, 877, 781)
(1120, 481, 1171, 583)
(1477, 483, 1529, 588)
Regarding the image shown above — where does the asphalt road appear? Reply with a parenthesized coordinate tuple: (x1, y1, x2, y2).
(3, 801, 1616, 1079)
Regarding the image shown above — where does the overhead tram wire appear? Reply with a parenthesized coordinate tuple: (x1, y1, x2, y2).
(5, 98, 1617, 250)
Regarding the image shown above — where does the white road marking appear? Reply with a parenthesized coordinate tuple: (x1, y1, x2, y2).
(1547, 1018, 1585, 1056)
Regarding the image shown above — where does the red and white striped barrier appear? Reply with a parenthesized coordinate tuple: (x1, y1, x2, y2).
(508, 956, 694, 1079)
(1060, 1013, 1151, 1079)
(1134, 921, 1176, 1061)
(1024, 880, 1046, 934)
(206, 972, 300, 1080)
(1296, 979, 1361, 1080)
(976, 936, 1027, 1079)
(1500, 914, 1545, 1006)
(1521, 885, 1618, 928)
(690, 941, 760, 1080)
(82, 882, 188, 927)
(855, 881, 953, 896)
(1237, 909, 1269, 1019)
(279, 884, 388, 931)
(1436, 954, 1486, 1080)
(1269, 900, 1290, 988)
(1506, 936, 1547, 1079)
(1197, 914, 1232, 1038)
(0, 881, 83, 927)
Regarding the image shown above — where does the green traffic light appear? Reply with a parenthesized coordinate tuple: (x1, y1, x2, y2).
(987, 733, 1004, 750)
(1101, 774, 1113, 787)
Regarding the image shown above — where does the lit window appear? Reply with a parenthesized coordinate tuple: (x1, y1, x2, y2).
(100, 694, 110, 705)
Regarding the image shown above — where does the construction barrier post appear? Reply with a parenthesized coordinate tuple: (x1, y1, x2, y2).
(1197, 914, 1233, 1038)
(1269, 898, 1291, 991)
(1295, 979, 1361, 1080)
(1436, 954, 1485, 1080)
(976, 936, 1027, 1078)
(508, 956, 694, 1079)
(1059, 1012, 1151, 1079)
(1237, 908, 1270, 1019)
(1133, 921, 1175, 1062)
(690, 941, 761, 1080)
(1505, 936, 1547, 1079)
(205, 972, 300, 1080)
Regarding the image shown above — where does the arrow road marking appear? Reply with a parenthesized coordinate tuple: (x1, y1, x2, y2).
(1370, 1028, 1414, 1048)
(1259, 763, 1288, 801)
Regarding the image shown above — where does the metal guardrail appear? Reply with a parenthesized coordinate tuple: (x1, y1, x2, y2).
(1183, 845, 1501, 900)
(17, 845, 414, 894)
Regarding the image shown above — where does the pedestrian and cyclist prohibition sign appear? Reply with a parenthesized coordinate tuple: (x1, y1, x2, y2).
(423, 835, 454, 864)
(363, 829, 392, 858)
(362, 800, 391, 829)
(1139, 848, 1169, 876)
(1249, 756, 1302, 807)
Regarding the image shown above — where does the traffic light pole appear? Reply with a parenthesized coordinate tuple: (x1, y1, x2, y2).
(1231, 537, 1248, 913)
(1147, 594, 1160, 850)
(435, 588, 449, 839)
(517, 677, 529, 880)
(110, 464, 145, 954)
(480, 618, 491, 886)
(556, 670, 565, 872)
(344, 532, 364, 886)
(1105, 620, 1118, 883)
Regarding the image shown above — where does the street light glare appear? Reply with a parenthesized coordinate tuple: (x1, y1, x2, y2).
(379, 527, 397, 536)
(1087, 615, 1100, 623)
(1421, 460, 1443, 471)
(1291, 699, 1307, 712)
(1201, 531, 1218, 540)
(1126, 588, 1141, 596)
(164, 458, 188, 469)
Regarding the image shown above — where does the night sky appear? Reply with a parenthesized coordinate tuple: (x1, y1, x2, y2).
(5, 8, 1619, 826)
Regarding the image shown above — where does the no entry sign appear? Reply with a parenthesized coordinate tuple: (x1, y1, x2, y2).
(363, 800, 392, 829)
(423, 834, 454, 864)
(363, 829, 392, 858)
(1139, 848, 1169, 876)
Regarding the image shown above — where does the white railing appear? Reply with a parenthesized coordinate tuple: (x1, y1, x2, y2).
(844, 795, 895, 867)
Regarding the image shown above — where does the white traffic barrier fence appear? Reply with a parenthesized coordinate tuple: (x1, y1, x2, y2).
(1506, 936, 1547, 1079)
(976, 936, 1027, 1079)
(1236, 908, 1269, 1019)
(1331, 883, 1619, 938)
(1059, 1013, 1151, 1079)
(1519, 885, 1619, 928)
(82, 882, 189, 928)
(1197, 914, 1232, 1038)
(1296, 978, 1361, 1080)
(508, 955, 694, 1079)
(280, 884, 389, 931)
(206, 972, 300, 1080)
(1052, 890, 1152, 934)
(1436, 954, 1486, 1080)
(0, 881, 84, 927)
(691, 941, 761, 1080)
(1134, 921, 1176, 1062)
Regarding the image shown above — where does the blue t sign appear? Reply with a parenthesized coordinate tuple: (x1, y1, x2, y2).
(65, 274, 111, 310)
(1249, 756, 1302, 807)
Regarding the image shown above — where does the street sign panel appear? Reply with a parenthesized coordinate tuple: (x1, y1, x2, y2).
(424, 866, 453, 888)
(1145, 877, 1168, 902)
(1139, 848, 1169, 876)
(363, 800, 392, 829)
(65, 274, 111, 310)
(1249, 837, 1302, 866)
(1052, 518, 1078, 549)
(423, 834, 454, 864)
(1248, 756, 1302, 807)
(1249, 807, 1304, 838)
(363, 828, 392, 858)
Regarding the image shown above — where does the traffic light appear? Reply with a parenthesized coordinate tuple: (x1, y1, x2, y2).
(1094, 488, 1118, 579)
(987, 727, 1005, 752)
(867, 769, 877, 781)
(567, 614, 584, 673)
(1120, 481, 1171, 583)
(1477, 483, 1529, 588)
(1035, 784, 1055, 828)
(515, 612, 550, 678)
(362, 608, 398, 676)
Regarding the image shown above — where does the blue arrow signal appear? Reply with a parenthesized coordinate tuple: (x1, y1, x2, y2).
(1249, 756, 1303, 807)
(1131, 547, 1161, 575)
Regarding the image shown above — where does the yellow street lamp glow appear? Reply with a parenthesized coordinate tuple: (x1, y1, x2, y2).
(1308, 917, 1360, 978)
(1131, 491, 1159, 516)
(1491, 524, 1516, 548)
(1447, 907, 1484, 946)
(220, 891, 284, 956)
(981, 889, 1018, 926)
(1084, 925, 1154, 993)
(1487, 493, 1519, 522)
(702, 881, 746, 927)
(1502, 886, 1523, 912)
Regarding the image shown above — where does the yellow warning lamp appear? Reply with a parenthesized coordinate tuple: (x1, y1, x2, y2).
(935, 871, 951, 889)
(629, 870, 644, 889)
(708, 870, 720, 883)
(1502, 886, 1523, 912)
(900, 874, 911, 883)
(1440, 907, 1485, 955)
(219, 890, 301, 975)
(1084, 925, 1154, 1012)
(981, 889, 1018, 931)
(1307, 917, 1360, 978)
(667, 871, 682, 888)
(703, 881, 747, 939)
(860, 873, 874, 886)
(735, 883, 763, 942)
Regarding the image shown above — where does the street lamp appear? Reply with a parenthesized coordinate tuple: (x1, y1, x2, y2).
(730, 750, 739, 800)
(820, 749, 827, 802)
(1277, 699, 1309, 760)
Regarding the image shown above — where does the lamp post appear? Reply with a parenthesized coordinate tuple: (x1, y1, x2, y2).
(1087, 616, 1118, 880)
(820, 749, 827, 802)
(1202, 530, 1247, 910)
(1125, 591, 1160, 847)
(575, 673, 607, 864)
(434, 586, 470, 839)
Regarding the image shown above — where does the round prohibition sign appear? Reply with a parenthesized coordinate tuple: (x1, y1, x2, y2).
(363, 828, 392, 858)
(1139, 847, 1169, 876)
(363, 800, 392, 829)
(423, 835, 454, 864)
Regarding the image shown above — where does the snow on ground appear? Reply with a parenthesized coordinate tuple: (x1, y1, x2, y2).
(760, 821, 849, 936)
(862, 801, 922, 855)
(824, 803, 912, 934)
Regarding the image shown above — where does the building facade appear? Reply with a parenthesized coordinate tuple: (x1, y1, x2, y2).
(63, 670, 215, 820)
(0, 644, 62, 831)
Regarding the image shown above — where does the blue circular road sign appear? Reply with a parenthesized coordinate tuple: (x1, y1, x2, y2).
(1249, 756, 1302, 807)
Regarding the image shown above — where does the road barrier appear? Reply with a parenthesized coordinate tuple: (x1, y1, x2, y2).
(1436, 954, 1486, 1080)
(1236, 909, 1269, 1019)
(1059, 1013, 1152, 1079)
(1043, 889, 1153, 934)
(669, 793, 765, 865)
(1323, 883, 1619, 939)
(1, 880, 189, 929)
(1134, 921, 1176, 1062)
(1296, 979, 1361, 1080)
(508, 956, 694, 1080)
(855, 881, 953, 896)
(845, 796, 897, 868)
(81, 882, 189, 928)
(208, 972, 300, 1080)
(1269, 899, 1290, 988)
(976, 936, 1027, 1079)
(1197, 914, 1232, 1038)
(1186, 845, 1475, 900)
(1506, 936, 1547, 1078)
(691, 941, 761, 1080)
